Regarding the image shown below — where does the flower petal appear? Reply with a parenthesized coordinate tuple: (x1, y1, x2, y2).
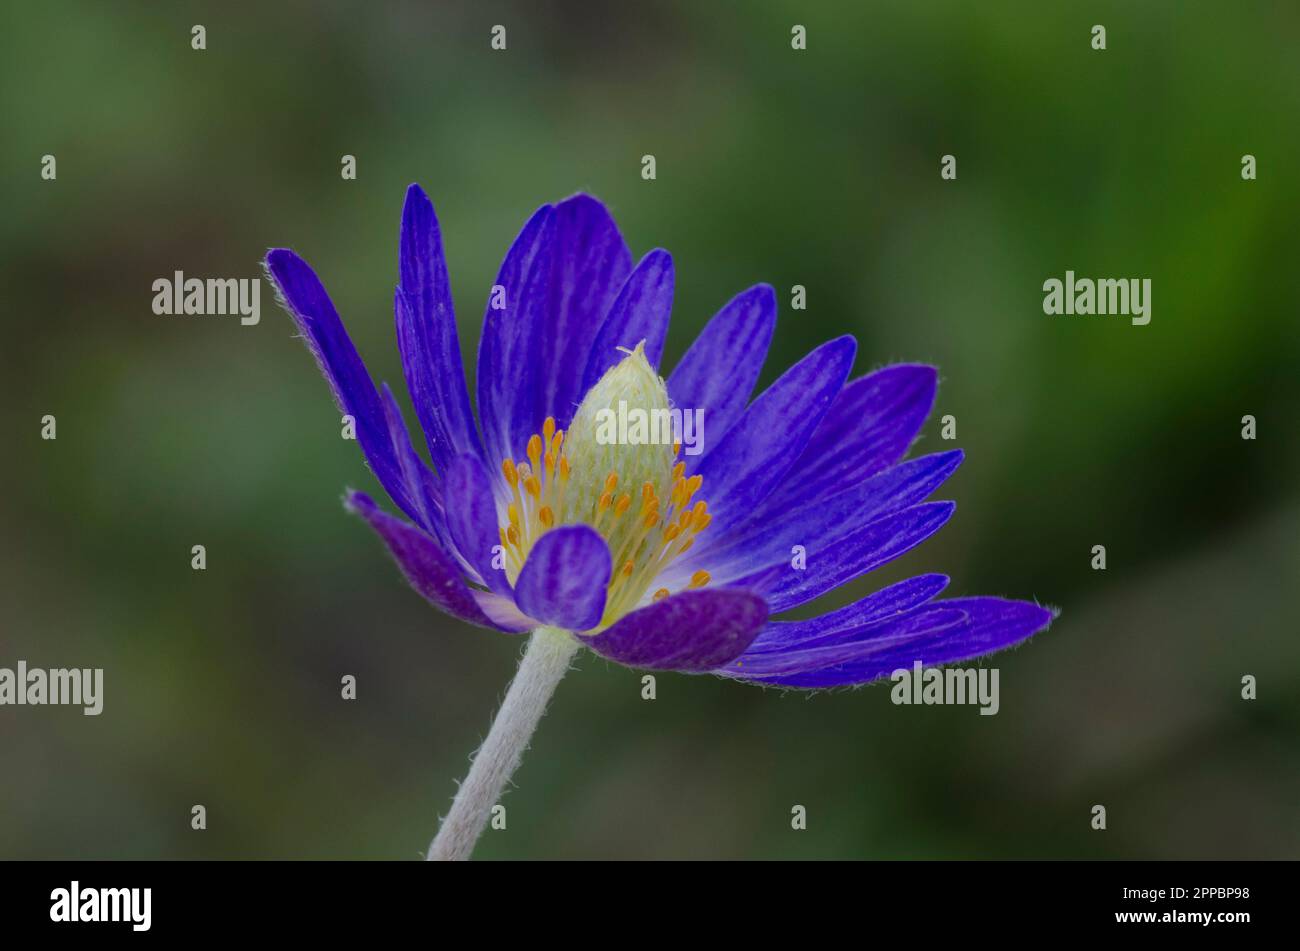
(513, 526, 612, 631)
(692, 335, 856, 525)
(734, 597, 1057, 688)
(444, 453, 512, 596)
(581, 248, 674, 391)
(678, 450, 963, 583)
(743, 573, 951, 655)
(579, 589, 768, 671)
(345, 492, 528, 633)
(747, 364, 937, 518)
(729, 500, 956, 613)
(378, 382, 454, 547)
(264, 249, 415, 519)
(396, 184, 484, 471)
(476, 204, 556, 468)
(719, 607, 970, 679)
(472, 590, 536, 631)
(538, 194, 632, 428)
(668, 284, 776, 465)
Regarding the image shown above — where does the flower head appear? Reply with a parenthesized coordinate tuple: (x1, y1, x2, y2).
(265, 185, 1055, 687)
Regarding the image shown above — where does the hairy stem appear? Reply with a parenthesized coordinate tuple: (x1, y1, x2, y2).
(426, 626, 579, 861)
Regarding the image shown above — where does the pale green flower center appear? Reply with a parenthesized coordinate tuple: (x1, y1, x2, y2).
(496, 342, 712, 627)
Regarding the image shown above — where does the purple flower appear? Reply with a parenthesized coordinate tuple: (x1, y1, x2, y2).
(265, 185, 1055, 689)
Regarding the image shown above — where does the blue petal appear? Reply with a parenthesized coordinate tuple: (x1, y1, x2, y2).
(730, 500, 956, 613)
(667, 284, 776, 468)
(692, 335, 856, 526)
(264, 249, 417, 520)
(743, 574, 951, 655)
(581, 249, 674, 391)
(579, 589, 768, 671)
(444, 453, 513, 596)
(476, 204, 557, 468)
(747, 364, 937, 519)
(677, 451, 963, 583)
(396, 185, 484, 471)
(718, 608, 969, 679)
(729, 597, 1057, 687)
(513, 526, 612, 631)
(378, 382, 452, 545)
(538, 195, 632, 428)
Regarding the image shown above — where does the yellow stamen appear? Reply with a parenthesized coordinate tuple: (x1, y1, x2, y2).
(490, 393, 716, 629)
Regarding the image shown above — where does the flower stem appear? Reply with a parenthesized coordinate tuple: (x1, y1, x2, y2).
(426, 626, 579, 861)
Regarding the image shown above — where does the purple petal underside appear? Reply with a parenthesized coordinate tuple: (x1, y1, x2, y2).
(513, 525, 612, 631)
(346, 492, 529, 633)
(579, 589, 768, 671)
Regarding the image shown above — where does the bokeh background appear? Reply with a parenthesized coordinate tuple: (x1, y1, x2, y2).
(2, 1, 1297, 859)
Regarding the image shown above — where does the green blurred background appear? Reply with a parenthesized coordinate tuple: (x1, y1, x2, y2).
(2, 1, 1297, 859)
